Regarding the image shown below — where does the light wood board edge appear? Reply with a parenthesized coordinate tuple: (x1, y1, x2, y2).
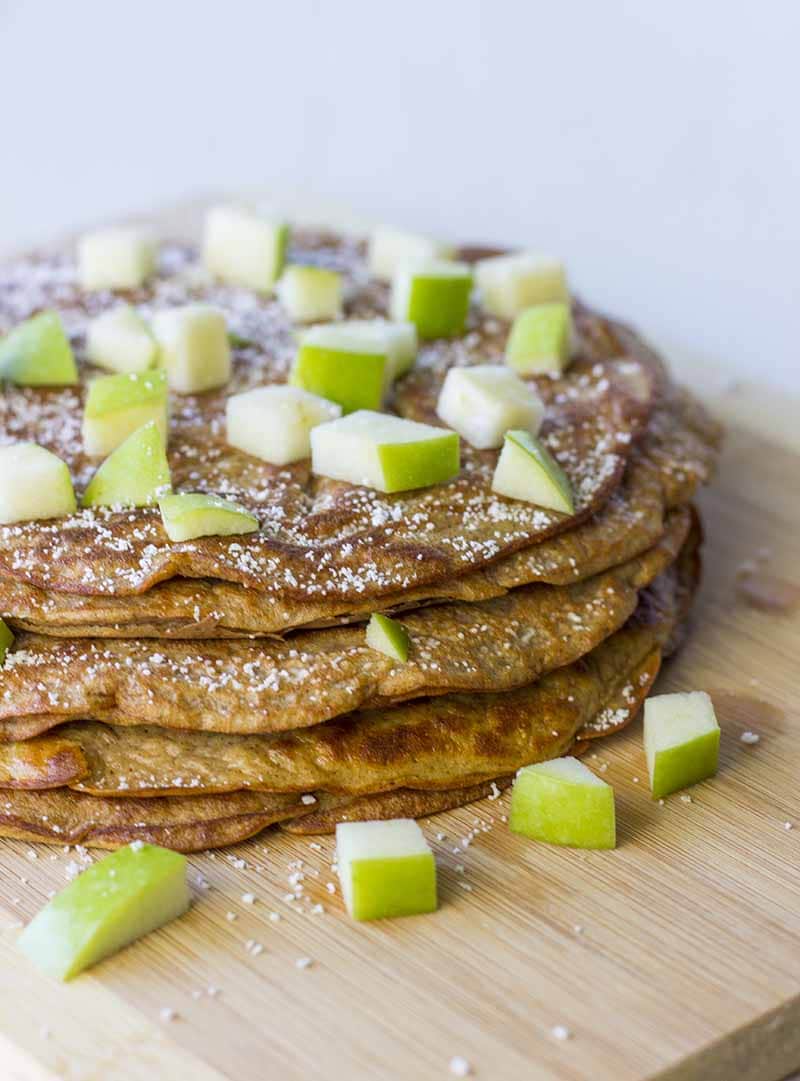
(651, 995, 800, 1081)
(0, 928, 228, 1081)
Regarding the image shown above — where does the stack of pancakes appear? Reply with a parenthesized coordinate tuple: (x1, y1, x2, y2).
(0, 230, 722, 850)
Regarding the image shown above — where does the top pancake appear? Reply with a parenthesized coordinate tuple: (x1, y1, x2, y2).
(0, 232, 699, 607)
(0, 397, 716, 637)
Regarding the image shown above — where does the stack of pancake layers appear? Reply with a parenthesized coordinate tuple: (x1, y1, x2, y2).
(0, 231, 722, 850)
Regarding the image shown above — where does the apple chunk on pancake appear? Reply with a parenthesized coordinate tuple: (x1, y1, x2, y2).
(492, 430, 575, 513)
(158, 493, 258, 543)
(391, 260, 473, 339)
(77, 226, 157, 292)
(366, 613, 410, 662)
(0, 443, 76, 525)
(436, 365, 544, 450)
(505, 302, 573, 375)
(311, 411, 460, 493)
(152, 304, 231, 394)
(278, 265, 343, 323)
(82, 370, 168, 457)
(290, 324, 390, 414)
(226, 384, 341, 466)
(86, 306, 158, 375)
(476, 252, 568, 320)
(0, 311, 77, 387)
(82, 422, 171, 508)
(0, 618, 13, 664)
(368, 225, 452, 282)
(203, 205, 288, 292)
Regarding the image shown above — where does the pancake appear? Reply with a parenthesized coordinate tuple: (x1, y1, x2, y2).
(0, 379, 719, 637)
(0, 445, 669, 638)
(0, 512, 688, 741)
(0, 788, 307, 850)
(280, 779, 515, 836)
(0, 550, 691, 849)
(0, 230, 703, 609)
(0, 529, 696, 804)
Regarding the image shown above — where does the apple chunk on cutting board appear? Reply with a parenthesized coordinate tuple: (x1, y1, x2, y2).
(644, 691, 720, 798)
(510, 757, 616, 849)
(19, 842, 190, 981)
(336, 819, 437, 921)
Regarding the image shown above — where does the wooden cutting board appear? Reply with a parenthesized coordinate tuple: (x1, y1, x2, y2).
(0, 207, 798, 1081)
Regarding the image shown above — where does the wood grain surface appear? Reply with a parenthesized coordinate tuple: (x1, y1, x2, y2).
(0, 205, 798, 1081)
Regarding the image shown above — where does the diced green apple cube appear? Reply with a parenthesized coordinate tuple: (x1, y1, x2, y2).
(505, 302, 573, 375)
(77, 226, 157, 291)
(86, 306, 159, 374)
(476, 252, 568, 320)
(644, 691, 720, 799)
(226, 385, 341, 466)
(0, 443, 76, 524)
(203, 205, 288, 293)
(0, 311, 78, 386)
(158, 493, 258, 542)
(82, 370, 169, 457)
(278, 265, 343, 323)
(291, 325, 388, 414)
(510, 757, 616, 849)
(336, 819, 437, 921)
(390, 260, 473, 339)
(152, 305, 231, 394)
(18, 842, 190, 981)
(436, 364, 544, 449)
(366, 613, 410, 662)
(321, 320, 418, 380)
(0, 618, 13, 664)
(311, 410, 460, 493)
(492, 430, 574, 513)
(368, 225, 452, 283)
(82, 421, 171, 508)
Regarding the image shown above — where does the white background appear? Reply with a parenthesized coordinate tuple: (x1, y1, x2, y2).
(1, 0, 798, 388)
